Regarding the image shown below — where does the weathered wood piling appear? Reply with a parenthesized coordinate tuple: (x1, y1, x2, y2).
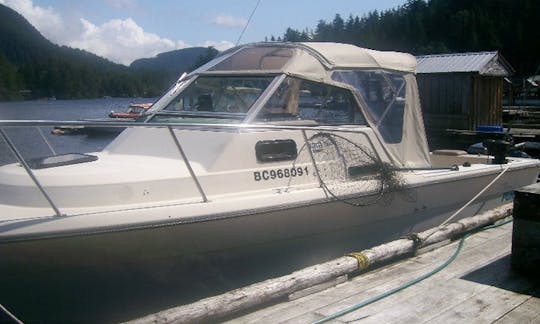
(127, 204, 513, 324)
(511, 182, 540, 274)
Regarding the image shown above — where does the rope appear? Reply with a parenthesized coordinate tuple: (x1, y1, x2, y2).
(235, 0, 261, 46)
(423, 163, 511, 242)
(313, 218, 513, 323)
(0, 303, 23, 324)
(345, 252, 370, 270)
(36, 126, 56, 155)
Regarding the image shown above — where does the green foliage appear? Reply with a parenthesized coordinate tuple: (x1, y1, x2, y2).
(278, 0, 540, 76)
(188, 47, 219, 72)
(0, 4, 209, 101)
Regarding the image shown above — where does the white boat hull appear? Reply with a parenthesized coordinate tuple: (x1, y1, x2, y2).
(1, 163, 536, 269)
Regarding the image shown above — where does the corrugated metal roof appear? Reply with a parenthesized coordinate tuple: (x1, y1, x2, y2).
(416, 51, 512, 76)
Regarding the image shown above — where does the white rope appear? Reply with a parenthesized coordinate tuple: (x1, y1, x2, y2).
(424, 163, 512, 241)
(36, 126, 56, 155)
(235, 0, 261, 46)
(439, 163, 511, 227)
(0, 303, 24, 324)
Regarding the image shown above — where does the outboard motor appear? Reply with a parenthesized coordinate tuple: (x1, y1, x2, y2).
(484, 139, 511, 164)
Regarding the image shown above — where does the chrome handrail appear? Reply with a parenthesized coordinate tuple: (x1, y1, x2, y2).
(167, 126, 208, 203)
(0, 119, 382, 217)
(0, 129, 63, 217)
(0, 119, 373, 134)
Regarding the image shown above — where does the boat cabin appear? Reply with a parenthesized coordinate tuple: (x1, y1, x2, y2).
(145, 42, 430, 169)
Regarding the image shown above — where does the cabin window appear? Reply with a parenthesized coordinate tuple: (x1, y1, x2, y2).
(162, 76, 274, 113)
(332, 70, 406, 143)
(255, 77, 365, 125)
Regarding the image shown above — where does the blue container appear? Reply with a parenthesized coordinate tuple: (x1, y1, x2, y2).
(476, 125, 504, 133)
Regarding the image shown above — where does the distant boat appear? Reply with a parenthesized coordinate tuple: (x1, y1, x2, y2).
(108, 102, 152, 119)
(51, 102, 152, 135)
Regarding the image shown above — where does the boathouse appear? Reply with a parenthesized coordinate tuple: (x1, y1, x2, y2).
(416, 52, 514, 136)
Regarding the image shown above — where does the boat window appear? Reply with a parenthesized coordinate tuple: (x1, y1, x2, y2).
(209, 47, 293, 71)
(332, 70, 406, 143)
(255, 76, 365, 125)
(162, 76, 274, 114)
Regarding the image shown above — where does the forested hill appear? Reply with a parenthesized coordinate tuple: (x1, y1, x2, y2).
(130, 46, 219, 89)
(3, 1, 538, 101)
(0, 4, 149, 100)
(278, 0, 540, 76)
(131, 47, 218, 74)
(0, 4, 216, 101)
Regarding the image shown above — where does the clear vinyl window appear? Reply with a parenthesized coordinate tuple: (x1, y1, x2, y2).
(256, 76, 365, 125)
(162, 76, 274, 113)
(332, 70, 406, 143)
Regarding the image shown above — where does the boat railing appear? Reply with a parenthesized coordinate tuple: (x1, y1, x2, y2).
(0, 119, 381, 217)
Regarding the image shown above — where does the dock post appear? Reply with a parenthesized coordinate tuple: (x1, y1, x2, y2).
(511, 182, 540, 274)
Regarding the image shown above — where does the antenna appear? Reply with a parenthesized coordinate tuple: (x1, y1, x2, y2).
(235, 0, 261, 46)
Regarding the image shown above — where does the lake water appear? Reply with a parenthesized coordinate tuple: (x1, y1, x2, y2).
(0, 98, 151, 166)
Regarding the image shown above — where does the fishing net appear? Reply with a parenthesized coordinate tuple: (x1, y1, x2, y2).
(292, 132, 409, 206)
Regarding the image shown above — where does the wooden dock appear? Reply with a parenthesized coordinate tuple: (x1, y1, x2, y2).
(128, 201, 540, 324)
(226, 221, 539, 323)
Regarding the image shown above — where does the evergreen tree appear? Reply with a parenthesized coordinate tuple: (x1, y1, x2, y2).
(276, 0, 540, 76)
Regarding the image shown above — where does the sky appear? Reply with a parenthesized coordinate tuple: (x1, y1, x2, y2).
(1, 0, 407, 66)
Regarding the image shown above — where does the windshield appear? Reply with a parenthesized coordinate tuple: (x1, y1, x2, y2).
(161, 76, 274, 114)
(255, 76, 365, 125)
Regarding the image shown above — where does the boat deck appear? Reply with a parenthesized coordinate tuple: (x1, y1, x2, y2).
(227, 221, 540, 323)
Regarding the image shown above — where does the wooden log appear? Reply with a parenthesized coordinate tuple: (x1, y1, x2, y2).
(128, 257, 358, 324)
(127, 204, 513, 324)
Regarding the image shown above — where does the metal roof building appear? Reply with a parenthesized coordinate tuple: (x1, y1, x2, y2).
(416, 51, 514, 76)
(415, 51, 514, 146)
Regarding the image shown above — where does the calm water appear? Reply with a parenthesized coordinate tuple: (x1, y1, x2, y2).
(0, 98, 151, 166)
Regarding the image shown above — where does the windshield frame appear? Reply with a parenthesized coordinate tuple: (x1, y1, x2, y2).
(145, 73, 283, 124)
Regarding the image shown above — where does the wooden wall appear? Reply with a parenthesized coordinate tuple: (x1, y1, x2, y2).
(417, 73, 503, 132)
(471, 76, 503, 129)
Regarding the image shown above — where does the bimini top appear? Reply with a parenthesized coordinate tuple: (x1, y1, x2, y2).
(154, 42, 430, 168)
(192, 42, 417, 80)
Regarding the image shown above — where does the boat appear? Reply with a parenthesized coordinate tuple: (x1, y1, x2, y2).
(108, 102, 152, 119)
(51, 102, 153, 135)
(1, 42, 539, 271)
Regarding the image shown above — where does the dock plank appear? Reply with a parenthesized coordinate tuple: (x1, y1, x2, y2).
(427, 284, 530, 323)
(495, 297, 540, 323)
(229, 222, 522, 324)
(292, 227, 512, 323)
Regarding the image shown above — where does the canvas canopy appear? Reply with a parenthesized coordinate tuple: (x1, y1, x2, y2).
(191, 42, 431, 168)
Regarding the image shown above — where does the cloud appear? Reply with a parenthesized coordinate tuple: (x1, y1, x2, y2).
(0, 0, 64, 41)
(199, 40, 235, 51)
(69, 18, 184, 65)
(0, 0, 235, 65)
(211, 14, 247, 28)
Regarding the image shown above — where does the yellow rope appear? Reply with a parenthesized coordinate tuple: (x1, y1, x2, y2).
(346, 252, 370, 270)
